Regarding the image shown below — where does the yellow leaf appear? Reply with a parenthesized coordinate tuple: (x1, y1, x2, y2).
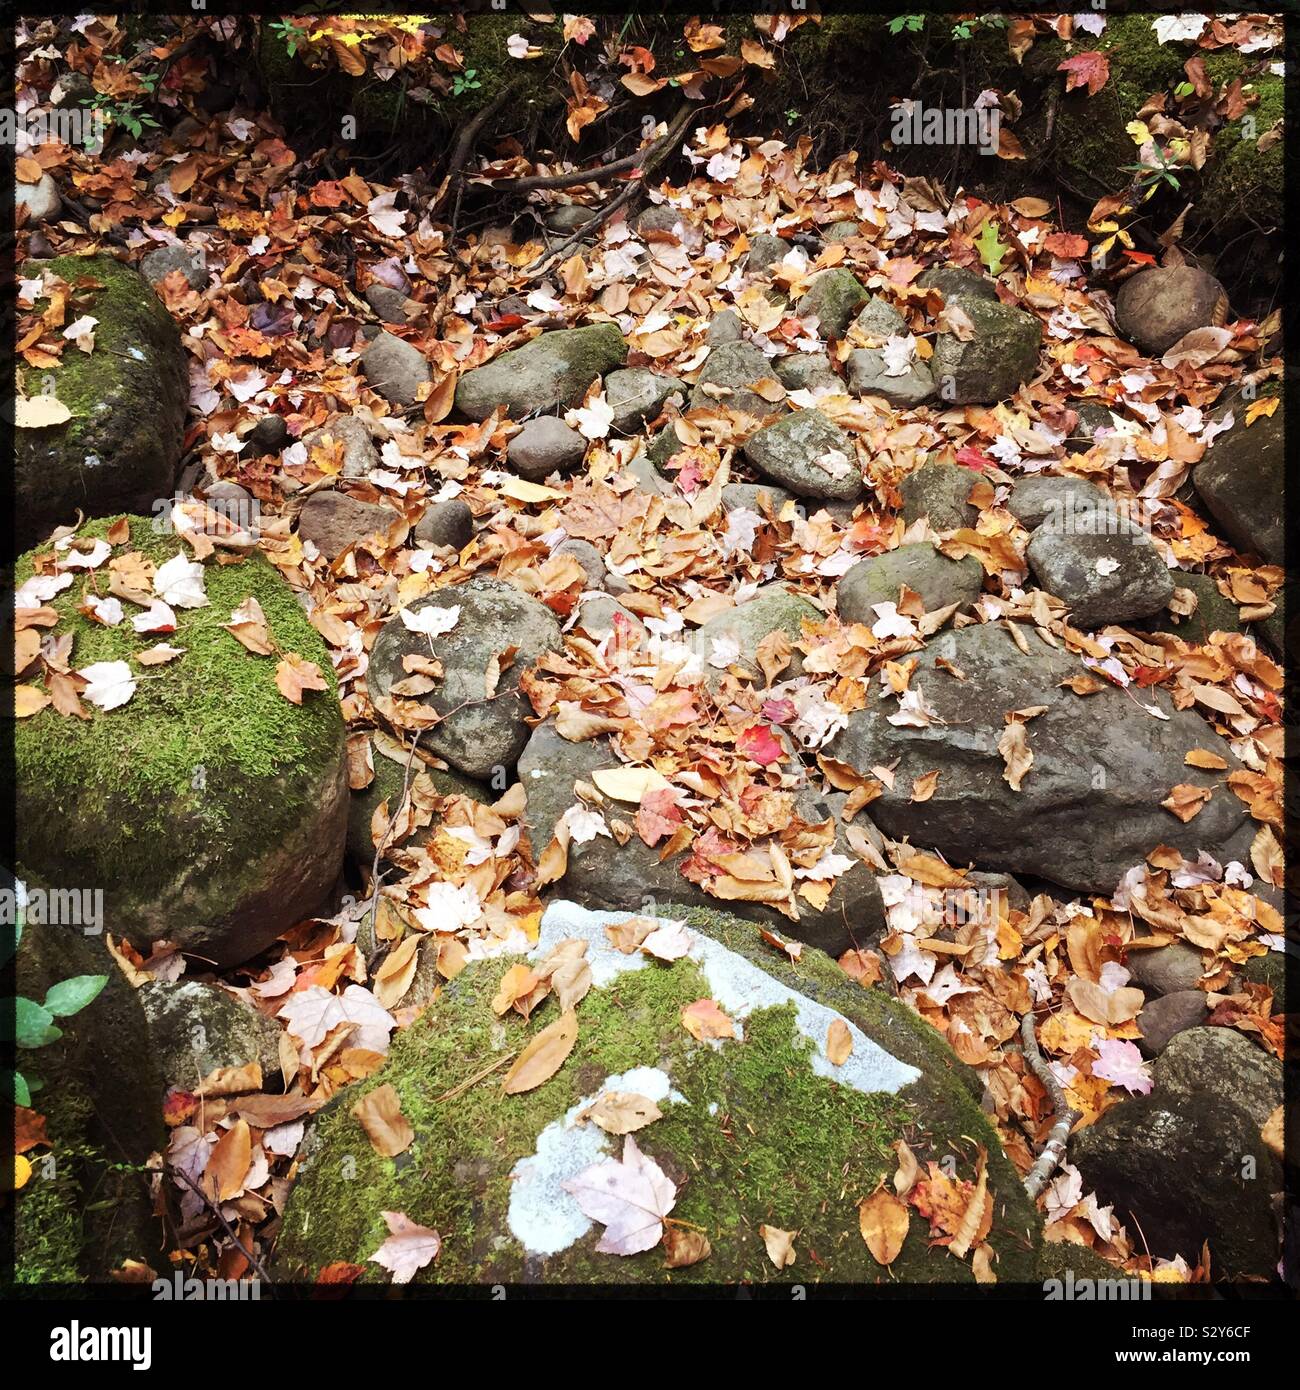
(502, 1010, 578, 1095)
(13, 395, 72, 429)
(352, 1083, 415, 1157)
(498, 476, 566, 504)
(825, 1018, 852, 1066)
(1245, 396, 1280, 425)
(590, 765, 671, 803)
(858, 1187, 910, 1265)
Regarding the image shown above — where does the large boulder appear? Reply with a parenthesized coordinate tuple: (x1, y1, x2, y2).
(368, 577, 563, 782)
(1072, 1028, 1281, 1276)
(838, 544, 982, 625)
(793, 268, 868, 339)
(454, 324, 628, 422)
(518, 720, 884, 957)
(1025, 515, 1175, 629)
(275, 901, 1040, 1284)
(1114, 266, 1227, 358)
(15, 256, 188, 550)
(826, 623, 1248, 893)
(741, 409, 863, 501)
(1192, 410, 1283, 566)
(929, 296, 1041, 404)
(14, 516, 349, 966)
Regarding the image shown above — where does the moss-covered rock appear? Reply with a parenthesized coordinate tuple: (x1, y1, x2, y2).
(454, 325, 628, 423)
(794, 268, 869, 340)
(741, 408, 864, 502)
(14, 516, 348, 966)
(275, 901, 1040, 1284)
(16, 255, 187, 550)
(929, 295, 1041, 405)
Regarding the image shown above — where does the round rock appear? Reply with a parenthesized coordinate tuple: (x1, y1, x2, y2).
(507, 416, 587, 480)
(1115, 266, 1227, 357)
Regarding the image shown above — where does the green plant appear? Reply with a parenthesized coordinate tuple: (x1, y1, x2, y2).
(785, 107, 801, 126)
(83, 91, 159, 139)
(1121, 145, 1183, 193)
(888, 14, 925, 35)
(268, 17, 303, 58)
(451, 68, 482, 98)
(2, 913, 106, 1108)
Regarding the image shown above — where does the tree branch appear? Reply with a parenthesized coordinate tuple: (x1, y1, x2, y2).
(1021, 1009, 1080, 1201)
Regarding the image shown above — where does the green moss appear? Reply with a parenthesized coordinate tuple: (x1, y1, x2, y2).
(19, 253, 181, 458)
(14, 1051, 93, 1283)
(278, 905, 1042, 1284)
(15, 514, 343, 911)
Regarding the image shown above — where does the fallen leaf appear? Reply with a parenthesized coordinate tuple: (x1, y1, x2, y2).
(502, 1010, 578, 1094)
(352, 1083, 415, 1157)
(369, 1211, 441, 1283)
(759, 1224, 796, 1269)
(858, 1187, 909, 1265)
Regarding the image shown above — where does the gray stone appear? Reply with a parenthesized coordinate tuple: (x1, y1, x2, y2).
(1126, 941, 1207, 997)
(15, 256, 187, 550)
(554, 537, 607, 591)
(917, 264, 997, 302)
(305, 416, 378, 481)
(636, 204, 684, 236)
(706, 309, 742, 344)
(140, 980, 283, 1085)
(1139, 572, 1247, 644)
(518, 720, 885, 957)
(1192, 410, 1283, 565)
(826, 623, 1248, 893)
(574, 594, 645, 642)
(361, 331, 430, 408)
(16, 173, 61, 223)
(626, 449, 673, 497)
(691, 340, 778, 419)
(721, 482, 795, 515)
(823, 220, 861, 242)
(746, 233, 790, 272)
(793, 268, 868, 339)
(141, 243, 207, 290)
(346, 749, 487, 865)
(1115, 266, 1227, 357)
(774, 352, 840, 392)
(507, 415, 587, 480)
(1006, 474, 1109, 530)
(900, 461, 980, 530)
(298, 491, 400, 561)
(689, 584, 822, 689)
(455, 324, 627, 422)
(855, 296, 908, 337)
(844, 348, 935, 406)
(368, 577, 563, 781)
(742, 408, 862, 501)
(1158, 1026, 1282, 1129)
(1026, 517, 1175, 628)
(544, 203, 596, 232)
(1064, 399, 1117, 454)
(603, 367, 681, 433)
(929, 296, 1041, 404)
(415, 499, 473, 551)
(1072, 1028, 1281, 1276)
(838, 544, 982, 624)
(365, 283, 418, 324)
(248, 414, 290, 454)
(1136, 990, 1209, 1057)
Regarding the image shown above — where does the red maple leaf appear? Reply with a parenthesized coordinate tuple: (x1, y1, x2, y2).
(1058, 50, 1110, 97)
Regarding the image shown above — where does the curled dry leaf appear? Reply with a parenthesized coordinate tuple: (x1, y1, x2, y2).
(662, 1224, 711, 1268)
(759, 1224, 797, 1269)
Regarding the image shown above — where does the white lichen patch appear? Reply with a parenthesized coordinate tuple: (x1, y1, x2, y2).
(535, 901, 921, 1098)
(506, 1064, 680, 1257)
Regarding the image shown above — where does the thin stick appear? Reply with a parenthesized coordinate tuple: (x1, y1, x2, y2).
(169, 1164, 274, 1287)
(1021, 1009, 1080, 1200)
(434, 1049, 517, 1103)
(522, 101, 695, 282)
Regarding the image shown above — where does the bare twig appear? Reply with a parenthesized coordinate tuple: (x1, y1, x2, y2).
(1021, 1009, 1080, 1200)
(523, 101, 695, 282)
(169, 1163, 274, 1287)
(432, 83, 517, 218)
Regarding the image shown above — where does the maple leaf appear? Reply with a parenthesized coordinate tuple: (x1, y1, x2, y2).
(369, 1211, 441, 1283)
(972, 219, 1010, 276)
(737, 723, 784, 766)
(1092, 1038, 1153, 1095)
(275, 653, 328, 704)
(1058, 50, 1110, 96)
(562, 1134, 677, 1255)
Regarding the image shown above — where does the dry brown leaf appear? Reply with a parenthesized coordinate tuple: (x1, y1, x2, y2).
(502, 1010, 578, 1095)
(858, 1187, 910, 1265)
(352, 1083, 415, 1157)
(825, 1018, 853, 1066)
(759, 1224, 796, 1269)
